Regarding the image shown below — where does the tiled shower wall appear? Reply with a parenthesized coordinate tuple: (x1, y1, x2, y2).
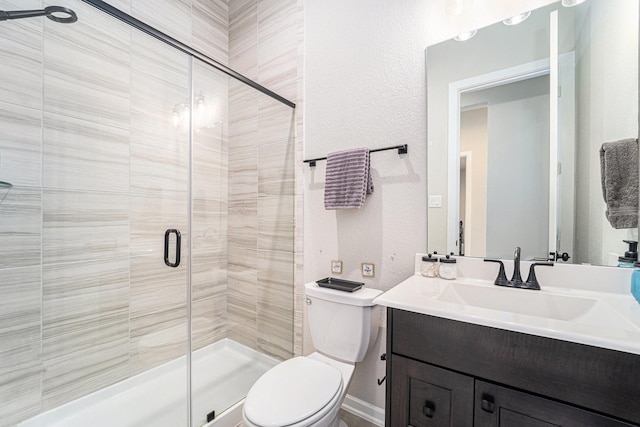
(0, 0, 300, 425)
(116, 0, 301, 361)
(227, 0, 302, 360)
(227, 0, 298, 360)
(0, 0, 302, 426)
(0, 0, 232, 425)
(105, 0, 301, 360)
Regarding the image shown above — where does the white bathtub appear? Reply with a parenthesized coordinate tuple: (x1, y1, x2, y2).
(19, 339, 278, 427)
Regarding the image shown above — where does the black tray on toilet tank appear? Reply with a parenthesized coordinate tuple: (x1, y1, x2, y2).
(316, 277, 364, 292)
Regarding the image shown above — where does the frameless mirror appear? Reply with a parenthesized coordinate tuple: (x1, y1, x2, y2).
(427, 0, 639, 265)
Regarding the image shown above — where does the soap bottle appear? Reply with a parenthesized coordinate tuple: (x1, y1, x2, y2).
(632, 262, 640, 304)
(617, 240, 638, 268)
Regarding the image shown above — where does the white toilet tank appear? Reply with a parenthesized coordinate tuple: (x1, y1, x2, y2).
(304, 282, 383, 363)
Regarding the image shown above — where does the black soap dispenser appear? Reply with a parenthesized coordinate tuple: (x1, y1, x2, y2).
(617, 240, 638, 268)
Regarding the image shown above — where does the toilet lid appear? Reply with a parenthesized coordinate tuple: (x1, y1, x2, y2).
(244, 356, 343, 426)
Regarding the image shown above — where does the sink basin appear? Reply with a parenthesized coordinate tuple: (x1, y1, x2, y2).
(373, 256, 640, 355)
(437, 282, 598, 321)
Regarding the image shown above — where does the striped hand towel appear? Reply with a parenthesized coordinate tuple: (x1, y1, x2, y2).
(324, 147, 373, 210)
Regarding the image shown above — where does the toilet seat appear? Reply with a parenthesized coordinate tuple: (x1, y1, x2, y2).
(243, 356, 343, 427)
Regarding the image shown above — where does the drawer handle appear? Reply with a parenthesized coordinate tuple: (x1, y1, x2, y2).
(423, 401, 435, 418)
(481, 394, 495, 413)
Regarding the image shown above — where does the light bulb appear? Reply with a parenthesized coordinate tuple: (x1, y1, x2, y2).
(195, 94, 206, 112)
(503, 11, 531, 26)
(454, 30, 477, 42)
(172, 107, 180, 127)
(562, 0, 586, 6)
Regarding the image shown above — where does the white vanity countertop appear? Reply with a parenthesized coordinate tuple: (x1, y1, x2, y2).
(374, 255, 640, 356)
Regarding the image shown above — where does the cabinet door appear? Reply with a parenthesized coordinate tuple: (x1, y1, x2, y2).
(475, 381, 635, 427)
(389, 355, 473, 427)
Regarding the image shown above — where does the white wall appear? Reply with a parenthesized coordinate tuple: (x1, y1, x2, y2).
(303, 0, 556, 415)
(303, 1, 431, 410)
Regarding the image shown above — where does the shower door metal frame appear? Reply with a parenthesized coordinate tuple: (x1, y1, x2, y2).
(79, 0, 296, 109)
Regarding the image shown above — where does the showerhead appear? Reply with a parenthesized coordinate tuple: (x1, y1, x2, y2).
(45, 6, 77, 23)
(0, 6, 77, 24)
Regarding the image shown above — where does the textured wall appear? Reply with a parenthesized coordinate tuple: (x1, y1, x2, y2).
(302, 0, 558, 415)
(303, 0, 431, 412)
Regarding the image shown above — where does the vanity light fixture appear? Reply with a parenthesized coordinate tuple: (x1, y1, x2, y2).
(454, 29, 477, 42)
(502, 11, 531, 26)
(172, 93, 208, 129)
(562, 0, 586, 6)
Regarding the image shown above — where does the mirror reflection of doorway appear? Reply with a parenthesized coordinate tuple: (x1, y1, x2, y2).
(459, 105, 488, 258)
(459, 75, 550, 259)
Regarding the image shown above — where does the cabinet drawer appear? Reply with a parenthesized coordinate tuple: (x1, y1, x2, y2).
(474, 381, 635, 427)
(389, 354, 473, 427)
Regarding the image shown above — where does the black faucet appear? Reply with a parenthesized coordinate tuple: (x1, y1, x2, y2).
(522, 262, 554, 290)
(510, 246, 523, 286)
(484, 247, 553, 290)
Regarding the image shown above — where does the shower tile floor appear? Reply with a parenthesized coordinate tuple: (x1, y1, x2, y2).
(19, 339, 278, 427)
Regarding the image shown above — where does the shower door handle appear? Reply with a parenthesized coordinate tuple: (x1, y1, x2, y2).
(164, 229, 181, 267)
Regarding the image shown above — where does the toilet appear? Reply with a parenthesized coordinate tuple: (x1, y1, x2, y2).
(242, 281, 383, 427)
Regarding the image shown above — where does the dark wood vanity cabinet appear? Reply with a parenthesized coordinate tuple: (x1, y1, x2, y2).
(390, 355, 473, 426)
(385, 308, 640, 427)
(473, 381, 633, 427)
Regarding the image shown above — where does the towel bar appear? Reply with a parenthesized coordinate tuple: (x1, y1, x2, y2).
(304, 144, 408, 167)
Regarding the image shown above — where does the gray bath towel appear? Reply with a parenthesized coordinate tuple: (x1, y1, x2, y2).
(600, 138, 638, 229)
(324, 147, 373, 210)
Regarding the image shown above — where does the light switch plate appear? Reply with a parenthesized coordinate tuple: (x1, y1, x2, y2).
(429, 195, 442, 208)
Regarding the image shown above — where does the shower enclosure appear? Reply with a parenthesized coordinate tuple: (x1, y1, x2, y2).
(0, 1, 295, 426)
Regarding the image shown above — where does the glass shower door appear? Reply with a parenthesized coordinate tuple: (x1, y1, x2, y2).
(189, 55, 296, 425)
(42, 1, 192, 423)
(189, 58, 230, 426)
(0, 0, 192, 424)
(127, 24, 191, 425)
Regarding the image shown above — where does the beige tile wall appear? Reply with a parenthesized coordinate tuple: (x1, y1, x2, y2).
(228, 0, 301, 361)
(0, 4, 45, 423)
(0, 0, 302, 424)
(0, 0, 235, 425)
